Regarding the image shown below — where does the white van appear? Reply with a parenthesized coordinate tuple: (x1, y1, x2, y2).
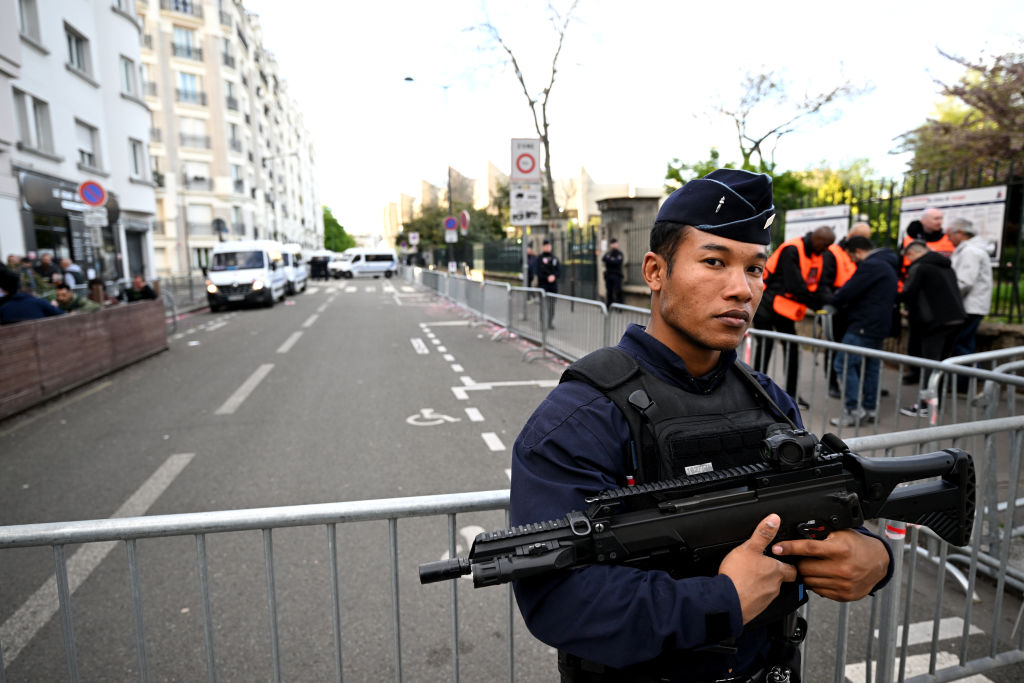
(205, 239, 288, 310)
(329, 247, 398, 279)
(281, 243, 308, 294)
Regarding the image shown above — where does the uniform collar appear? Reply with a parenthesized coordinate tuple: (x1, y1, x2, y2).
(618, 324, 735, 394)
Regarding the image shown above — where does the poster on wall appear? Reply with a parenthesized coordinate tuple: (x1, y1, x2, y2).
(783, 204, 850, 243)
(899, 186, 1007, 261)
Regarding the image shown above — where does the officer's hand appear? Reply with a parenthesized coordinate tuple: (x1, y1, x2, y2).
(719, 514, 798, 624)
(772, 529, 889, 602)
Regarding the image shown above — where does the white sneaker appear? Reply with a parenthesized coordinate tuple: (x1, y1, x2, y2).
(830, 410, 865, 427)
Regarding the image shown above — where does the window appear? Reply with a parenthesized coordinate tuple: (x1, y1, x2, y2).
(19, 0, 41, 41)
(176, 71, 205, 105)
(13, 88, 54, 153)
(129, 138, 145, 178)
(65, 25, 91, 74)
(75, 120, 100, 169)
(120, 56, 137, 96)
(172, 26, 201, 60)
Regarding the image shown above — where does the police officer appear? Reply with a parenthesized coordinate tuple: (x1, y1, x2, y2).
(537, 239, 560, 328)
(509, 169, 892, 682)
(602, 237, 625, 305)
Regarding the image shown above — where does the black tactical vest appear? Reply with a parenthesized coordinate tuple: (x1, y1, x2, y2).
(560, 346, 793, 484)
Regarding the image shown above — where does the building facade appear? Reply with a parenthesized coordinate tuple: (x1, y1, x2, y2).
(139, 0, 322, 276)
(3, 0, 157, 281)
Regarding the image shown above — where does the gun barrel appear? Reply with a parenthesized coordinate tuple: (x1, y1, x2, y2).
(419, 558, 470, 584)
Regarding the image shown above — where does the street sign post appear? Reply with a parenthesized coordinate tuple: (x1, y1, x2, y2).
(510, 182, 542, 226)
(444, 215, 458, 244)
(78, 180, 106, 207)
(458, 210, 470, 236)
(510, 139, 541, 182)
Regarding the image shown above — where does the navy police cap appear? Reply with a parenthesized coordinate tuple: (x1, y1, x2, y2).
(655, 169, 775, 245)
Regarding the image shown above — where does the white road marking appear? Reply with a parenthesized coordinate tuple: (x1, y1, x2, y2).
(306, 287, 320, 295)
(302, 314, 319, 328)
(346, 287, 357, 293)
(451, 364, 464, 372)
(206, 321, 227, 332)
(845, 650, 992, 683)
(437, 346, 447, 352)
(276, 331, 303, 354)
(215, 364, 274, 415)
(876, 617, 982, 647)
(443, 354, 455, 362)
(317, 303, 328, 313)
(431, 338, 441, 345)
(364, 287, 376, 293)
(465, 407, 484, 422)
(460, 376, 475, 385)
(428, 320, 471, 326)
(452, 379, 559, 400)
(402, 286, 415, 292)
(0, 453, 195, 665)
(411, 338, 429, 354)
(482, 432, 505, 451)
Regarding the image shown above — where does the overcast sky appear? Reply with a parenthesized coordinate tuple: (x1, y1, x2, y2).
(242, 0, 1022, 236)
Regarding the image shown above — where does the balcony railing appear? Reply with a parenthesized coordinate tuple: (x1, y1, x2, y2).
(179, 134, 211, 149)
(175, 89, 207, 106)
(183, 176, 213, 191)
(219, 10, 232, 27)
(226, 96, 239, 111)
(229, 138, 243, 153)
(232, 222, 245, 234)
(233, 179, 245, 194)
(142, 34, 153, 49)
(144, 81, 158, 97)
(187, 221, 213, 235)
(171, 43, 203, 61)
(150, 128, 162, 143)
(222, 53, 236, 69)
(160, 0, 203, 19)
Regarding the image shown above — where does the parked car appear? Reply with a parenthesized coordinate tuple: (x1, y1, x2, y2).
(329, 247, 398, 279)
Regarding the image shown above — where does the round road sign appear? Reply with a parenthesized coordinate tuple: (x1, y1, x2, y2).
(515, 153, 536, 176)
(444, 216, 458, 230)
(79, 180, 106, 207)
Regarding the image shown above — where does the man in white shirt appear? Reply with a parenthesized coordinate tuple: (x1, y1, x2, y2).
(948, 218, 993, 356)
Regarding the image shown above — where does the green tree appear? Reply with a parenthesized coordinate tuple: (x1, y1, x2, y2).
(395, 204, 505, 253)
(897, 45, 1024, 172)
(665, 148, 734, 194)
(323, 206, 356, 252)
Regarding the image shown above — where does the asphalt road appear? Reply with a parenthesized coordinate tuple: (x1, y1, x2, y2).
(1, 279, 1021, 682)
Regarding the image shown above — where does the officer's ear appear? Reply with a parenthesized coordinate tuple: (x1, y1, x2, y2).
(641, 251, 665, 292)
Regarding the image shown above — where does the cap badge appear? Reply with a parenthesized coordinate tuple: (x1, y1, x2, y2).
(763, 215, 775, 230)
(715, 196, 725, 214)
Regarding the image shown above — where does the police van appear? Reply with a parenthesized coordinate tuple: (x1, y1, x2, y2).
(329, 247, 398, 279)
(205, 240, 288, 310)
(281, 243, 308, 294)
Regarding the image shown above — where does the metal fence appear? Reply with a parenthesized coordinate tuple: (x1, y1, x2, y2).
(5, 273, 1024, 682)
(1, 418, 1022, 682)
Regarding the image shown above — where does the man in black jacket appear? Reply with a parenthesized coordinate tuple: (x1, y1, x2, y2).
(898, 240, 966, 417)
(828, 237, 899, 427)
(537, 239, 560, 328)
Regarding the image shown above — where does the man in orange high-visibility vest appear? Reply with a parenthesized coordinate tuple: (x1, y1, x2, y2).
(823, 223, 871, 397)
(753, 226, 835, 404)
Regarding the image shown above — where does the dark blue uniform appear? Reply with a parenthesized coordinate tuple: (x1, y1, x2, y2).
(510, 324, 891, 680)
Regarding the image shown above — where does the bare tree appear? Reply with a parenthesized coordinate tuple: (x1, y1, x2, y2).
(716, 71, 869, 173)
(479, 1, 580, 220)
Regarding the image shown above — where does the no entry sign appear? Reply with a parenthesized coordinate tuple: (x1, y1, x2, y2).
(79, 180, 106, 207)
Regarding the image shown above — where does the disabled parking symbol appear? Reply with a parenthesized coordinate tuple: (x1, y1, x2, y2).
(406, 408, 461, 427)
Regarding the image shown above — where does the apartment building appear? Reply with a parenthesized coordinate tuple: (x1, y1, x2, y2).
(2, 0, 157, 280)
(139, 0, 322, 276)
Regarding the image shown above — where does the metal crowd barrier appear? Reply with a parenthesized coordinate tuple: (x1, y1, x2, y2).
(401, 266, 1024, 435)
(2, 419, 1023, 682)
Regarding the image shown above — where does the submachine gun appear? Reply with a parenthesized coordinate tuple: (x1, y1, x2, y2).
(419, 429, 976, 588)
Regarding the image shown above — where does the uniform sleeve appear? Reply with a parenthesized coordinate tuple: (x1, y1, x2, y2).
(509, 382, 747, 667)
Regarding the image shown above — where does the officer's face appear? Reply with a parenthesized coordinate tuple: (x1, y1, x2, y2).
(643, 228, 766, 366)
